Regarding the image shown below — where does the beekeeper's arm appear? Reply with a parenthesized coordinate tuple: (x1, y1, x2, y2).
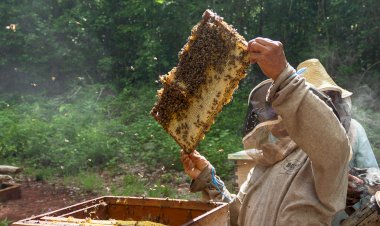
(180, 150, 246, 226)
(180, 37, 298, 226)
(249, 37, 351, 210)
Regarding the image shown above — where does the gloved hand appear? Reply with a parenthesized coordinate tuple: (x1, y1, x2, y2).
(348, 174, 364, 194)
(347, 173, 364, 205)
(247, 37, 288, 81)
(180, 150, 209, 180)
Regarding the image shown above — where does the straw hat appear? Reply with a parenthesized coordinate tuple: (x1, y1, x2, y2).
(297, 59, 352, 98)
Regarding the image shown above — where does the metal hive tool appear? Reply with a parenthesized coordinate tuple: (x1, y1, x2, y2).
(151, 9, 249, 153)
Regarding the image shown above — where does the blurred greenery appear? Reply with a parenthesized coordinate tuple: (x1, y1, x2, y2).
(0, 0, 379, 194)
(0, 218, 11, 226)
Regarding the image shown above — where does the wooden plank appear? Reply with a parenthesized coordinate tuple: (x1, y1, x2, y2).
(0, 183, 21, 202)
(183, 203, 229, 226)
(106, 196, 220, 211)
(58, 203, 108, 219)
(235, 160, 254, 189)
(0, 165, 22, 174)
(12, 197, 108, 223)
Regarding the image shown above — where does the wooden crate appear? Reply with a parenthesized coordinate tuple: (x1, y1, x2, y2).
(341, 195, 380, 226)
(228, 151, 255, 190)
(12, 196, 229, 226)
(0, 183, 21, 202)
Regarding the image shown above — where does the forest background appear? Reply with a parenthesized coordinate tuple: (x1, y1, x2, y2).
(0, 0, 379, 198)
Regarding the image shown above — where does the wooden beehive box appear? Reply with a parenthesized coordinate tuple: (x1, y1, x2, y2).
(0, 182, 21, 202)
(228, 151, 255, 190)
(341, 193, 380, 226)
(12, 196, 229, 226)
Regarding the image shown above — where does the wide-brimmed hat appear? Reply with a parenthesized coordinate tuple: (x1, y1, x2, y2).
(297, 59, 352, 98)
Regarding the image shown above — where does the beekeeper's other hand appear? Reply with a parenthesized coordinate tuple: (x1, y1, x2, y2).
(180, 150, 209, 179)
(346, 174, 365, 206)
(347, 174, 364, 195)
(247, 37, 288, 81)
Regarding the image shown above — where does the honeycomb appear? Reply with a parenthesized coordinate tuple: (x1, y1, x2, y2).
(151, 10, 249, 153)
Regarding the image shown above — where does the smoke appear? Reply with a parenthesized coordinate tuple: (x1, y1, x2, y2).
(351, 85, 380, 165)
(352, 85, 380, 112)
(351, 167, 380, 196)
(363, 168, 380, 188)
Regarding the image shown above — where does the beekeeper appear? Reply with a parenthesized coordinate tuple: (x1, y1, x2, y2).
(294, 59, 379, 225)
(296, 59, 378, 170)
(180, 37, 351, 226)
(294, 60, 380, 225)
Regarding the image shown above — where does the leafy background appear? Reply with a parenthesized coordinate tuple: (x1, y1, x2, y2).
(0, 0, 379, 198)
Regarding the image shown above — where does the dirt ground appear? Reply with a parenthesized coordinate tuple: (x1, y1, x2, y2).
(0, 180, 96, 224)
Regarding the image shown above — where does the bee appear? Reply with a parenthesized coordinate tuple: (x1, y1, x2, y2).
(6, 24, 16, 32)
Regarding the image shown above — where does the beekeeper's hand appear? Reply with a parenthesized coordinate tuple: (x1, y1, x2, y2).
(180, 150, 209, 179)
(247, 37, 288, 81)
(348, 174, 364, 195)
(346, 173, 365, 206)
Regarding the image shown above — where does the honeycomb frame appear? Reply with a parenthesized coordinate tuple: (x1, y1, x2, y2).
(151, 10, 249, 153)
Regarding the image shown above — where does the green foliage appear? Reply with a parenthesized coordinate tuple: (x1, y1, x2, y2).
(0, 0, 106, 94)
(80, 172, 104, 192)
(0, 85, 125, 175)
(1, 0, 379, 97)
(27, 167, 56, 182)
(115, 174, 147, 196)
(63, 172, 104, 193)
(0, 218, 11, 226)
(0, 80, 253, 181)
(147, 183, 174, 198)
(110, 173, 179, 198)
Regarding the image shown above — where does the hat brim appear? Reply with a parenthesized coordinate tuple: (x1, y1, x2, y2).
(297, 59, 352, 98)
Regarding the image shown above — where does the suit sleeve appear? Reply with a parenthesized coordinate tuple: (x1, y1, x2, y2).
(267, 65, 351, 211)
(190, 164, 256, 226)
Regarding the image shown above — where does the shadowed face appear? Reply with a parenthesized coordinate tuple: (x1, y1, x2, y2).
(324, 90, 352, 132)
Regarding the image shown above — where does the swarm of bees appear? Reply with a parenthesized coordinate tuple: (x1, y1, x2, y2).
(151, 10, 249, 153)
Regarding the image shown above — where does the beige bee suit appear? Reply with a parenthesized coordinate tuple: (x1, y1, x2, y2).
(190, 65, 351, 226)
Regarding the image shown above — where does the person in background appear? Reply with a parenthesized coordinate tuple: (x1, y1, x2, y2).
(181, 37, 351, 226)
(347, 118, 378, 169)
(296, 59, 379, 225)
(337, 117, 378, 223)
(296, 59, 378, 170)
